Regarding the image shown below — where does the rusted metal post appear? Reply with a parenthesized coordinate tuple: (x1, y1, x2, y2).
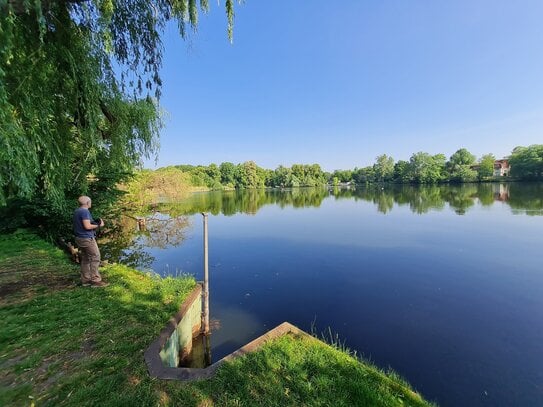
(203, 332, 212, 366)
(202, 213, 210, 334)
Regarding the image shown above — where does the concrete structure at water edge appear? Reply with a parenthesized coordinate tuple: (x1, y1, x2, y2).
(155, 284, 203, 368)
(144, 283, 315, 381)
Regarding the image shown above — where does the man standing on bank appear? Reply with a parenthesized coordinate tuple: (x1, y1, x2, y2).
(73, 196, 108, 287)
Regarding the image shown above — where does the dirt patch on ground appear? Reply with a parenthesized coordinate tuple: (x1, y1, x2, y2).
(0, 337, 96, 396)
(0, 274, 75, 295)
(30, 341, 95, 394)
(0, 354, 27, 389)
(0, 274, 77, 306)
(0, 353, 27, 370)
(0, 255, 78, 305)
(0, 356, 65, 397)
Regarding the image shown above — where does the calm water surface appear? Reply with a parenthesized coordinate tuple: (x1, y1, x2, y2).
(105, 183, 543, 407)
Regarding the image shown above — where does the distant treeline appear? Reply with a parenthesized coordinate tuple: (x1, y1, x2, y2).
(142, 183, 543, 219)
(170, 145, 542, 189)
(121, 145, 542, 206)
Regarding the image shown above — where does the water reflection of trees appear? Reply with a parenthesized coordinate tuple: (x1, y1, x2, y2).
(141, 214, 190, 248)
(100, 182, 542, 267)
(154, 183, 542, 217)
(158, 188, 330, 216)
(138, 183, 543, 218)
(101, 188, 330, 266)
(331, 185, 447, 214)
(100, 213, 190, 269)
(440, 184, 478, 215)
(330, 183, 542, 216)
(508, 183, 543, 216)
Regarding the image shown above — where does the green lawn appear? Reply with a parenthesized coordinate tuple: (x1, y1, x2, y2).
(0, 231, 434, 406)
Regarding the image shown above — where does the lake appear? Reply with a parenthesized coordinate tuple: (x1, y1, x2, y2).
(104, 182, 543, 407)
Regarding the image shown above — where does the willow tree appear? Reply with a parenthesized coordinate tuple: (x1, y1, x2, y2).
(0, 0, 237, 232)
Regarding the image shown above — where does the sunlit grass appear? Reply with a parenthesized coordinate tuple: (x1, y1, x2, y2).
(0, 231, 435, 406)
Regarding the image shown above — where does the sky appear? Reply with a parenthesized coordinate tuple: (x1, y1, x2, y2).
(145, 0, 543, 172)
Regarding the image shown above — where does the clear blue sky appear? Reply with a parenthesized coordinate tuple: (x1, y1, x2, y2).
(145, 0, 543, 172)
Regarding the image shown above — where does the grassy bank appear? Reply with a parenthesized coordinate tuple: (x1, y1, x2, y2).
(0, 231, 434, 406)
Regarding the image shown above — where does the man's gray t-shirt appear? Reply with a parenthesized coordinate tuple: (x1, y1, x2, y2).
(73, 207, 95, 238)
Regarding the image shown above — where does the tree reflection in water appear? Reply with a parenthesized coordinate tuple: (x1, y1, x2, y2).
(101, 183, 542, 266)
(142, 213, 190, 248)
(329, 183, 542, 216)
(100, 212, 190, 269)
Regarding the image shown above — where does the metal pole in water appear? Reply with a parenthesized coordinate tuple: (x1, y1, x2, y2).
(202, 212, 210, 335)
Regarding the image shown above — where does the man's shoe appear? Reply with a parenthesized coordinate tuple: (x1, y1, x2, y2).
(91, 281, 109, 288)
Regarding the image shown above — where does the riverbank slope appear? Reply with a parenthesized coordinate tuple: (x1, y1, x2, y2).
(0, 231, 433, 406)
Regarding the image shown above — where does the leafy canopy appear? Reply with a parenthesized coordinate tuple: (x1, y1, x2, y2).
(509, 145, 543, 179)
(0, 1, 236, 204)
(0, 0, 237, 233)
(478, 154, 495, 179)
